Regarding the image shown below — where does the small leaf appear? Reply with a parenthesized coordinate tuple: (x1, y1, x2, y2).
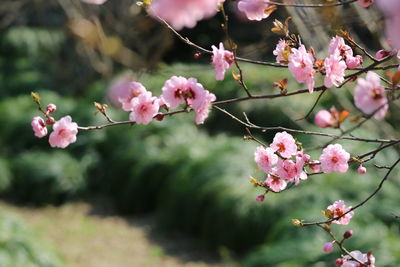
(31, 92, 41, 104)
(338, 110, 350, 123)
(291, 219, 303, 227)
(264, 5, 277, 16)
(232, 71, 241, 82)
(392, 71, 400, 87)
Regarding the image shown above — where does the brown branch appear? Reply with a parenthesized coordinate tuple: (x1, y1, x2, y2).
(265, 0, 357, 8)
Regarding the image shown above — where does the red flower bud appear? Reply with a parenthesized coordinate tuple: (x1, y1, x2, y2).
(343, 229, 353, 239)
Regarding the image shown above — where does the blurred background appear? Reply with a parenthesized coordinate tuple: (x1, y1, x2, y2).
(0, 0, 399, 266)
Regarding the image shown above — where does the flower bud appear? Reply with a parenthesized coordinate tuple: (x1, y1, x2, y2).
(314, 110, 333, 128)
(46, 116, 56, 125)
(375, 49, 390, 60)
(154, 113, 164, 122)
(256, 195, 265, 202)
(357, 165, 367, 174)
(335, 258, 343, 266)
(323, 242, 334, 253)
(343, 229, 353, 239)
(46, 104, 57, 114)
(194, 52, 202, 59)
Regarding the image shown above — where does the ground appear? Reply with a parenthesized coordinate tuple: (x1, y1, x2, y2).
(0, 200, 227, 267)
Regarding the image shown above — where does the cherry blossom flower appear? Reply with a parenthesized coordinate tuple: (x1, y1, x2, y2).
(49, 116, 78, 149)
(31, 116, 48, 138)
(323, 242, 334, 253)
(328, 36, 362, 69)
(327, 200, 354, 225)
(273, 39, 290, 63)
(185, 77, 208, 109)
(254, 146, 278, 173)
(264, 174, 287, 192)
(237, 0, 272, 21)
(376, 0, 400, 49)
(319, 144, 350, 173)
(314, 110, 333, 128)
(358, 0, 374, 8)
(324, 53, 347, 88)
(193, 90, 216, 125)
(354, 71, 388, 120)
(276, 159, 297, 181)
(161, 76, 189, 109)
(80, 0, 108, 4)
(118, 82, 148, 111)
(129, 91, 160, 125)
(211, 43, 234, 81)
(270, 131, 298, 158)
(288, 44, 315, 93)
(341, 251, 375, 267)
(345, 55, 363, 69)
(148, 0, 223, 30)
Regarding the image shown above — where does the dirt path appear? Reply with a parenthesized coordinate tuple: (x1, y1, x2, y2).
(0, 201, 225, 267)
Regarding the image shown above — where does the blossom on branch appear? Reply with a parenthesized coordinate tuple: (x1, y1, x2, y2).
(129, 91, 160, 125)
(339, 250, 375, 267)
(319, 144, 350, 174)
(118, 82, 147, 111)
(327, 200, 354, 225)
(273, 39, 291, 63)
(49, 116, 78, 149)
(270, 131, 298, 158)
(314, 110, 333, 128)
(254, 146, 278, 173)
(354, 71, 388, 120)
(328, 36, 362, 69)
(264, 174, 287, 192)
(288, 45, 315, 93)
(193, 90, 216, 125)
(324, 53, 347, 88)
(237, 0, 272, 21)
(148, 0, 223, 30)
(211, 43, 234, 81)
(31, 116, 48, 138)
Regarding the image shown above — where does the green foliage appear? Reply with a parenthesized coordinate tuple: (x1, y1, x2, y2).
(8, 150, 86, 205)
(0, 212, 61, 267)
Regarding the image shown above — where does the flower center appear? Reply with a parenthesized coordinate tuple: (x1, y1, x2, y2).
(277, 143, 285, 153)
(331, 156, 338, 163)
(335, 208, 344, 217)
(371, 87, 383, 100)
(174, 88, 183, 99)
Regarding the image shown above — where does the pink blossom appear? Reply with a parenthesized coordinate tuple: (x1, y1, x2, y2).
(211, 43, 234, 81)
(264, 174, 287, 192)
(354, 71, 388, 120)
(273, 39, 289, 63)
(254, 146, 278, 173)
(314, 110, 333, 128)
(357, 165, 367, 174)
(49, 116, 78, 149)
(327, 200, 354, 225)
(148, 0, 222, 30)
(288, 45, 315, 93)
(270, 131, 298, 158)
(276, 159, 297, 181)
(345, 55, 363, 69)
(118, 82, 148, 111)
(193, 90, 216, 125)
(129, 92, 160, 125)
(343, 229, 353, 239)
(185, 77, 208, 109)
(31, 116, 48, 138)
(237, 0, 271, 21)
(357, 0, 374, 7)
(161, 76, 188, 109)
(80, 0, 108, 4)
(324, 54, 347, 88)
(309, 161, 321, 173)
(323, 242, 334, 253)
(377, 0, 400, 49)
(328, 36, 362, 69)
(341, 251, 375, 267)
(319, 144, 350, 173)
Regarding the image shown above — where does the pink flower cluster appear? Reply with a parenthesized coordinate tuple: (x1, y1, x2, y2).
(32, 105, 79, 149)
(148, 0, 224, 30)
(237, 0, 272, 21)
(254, 132, 313, 192)
(273, 39, 291, 63)
(354, 71, 388, 120)
(328, 36, 363, 70)
(336, 250, 375, 267)
(327, 200, 354, 225)
(211, 43, 234, 81)
(161, 76, 216, 124)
